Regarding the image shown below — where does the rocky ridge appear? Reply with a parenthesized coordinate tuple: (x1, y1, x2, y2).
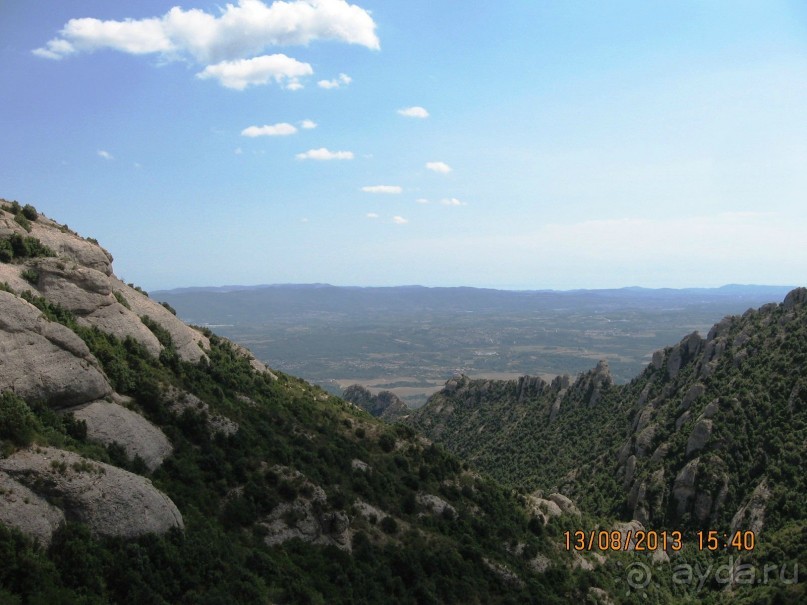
(341, 384, 410, 421)
(410, 288, 807, 542)
(0, 201, 268, 544)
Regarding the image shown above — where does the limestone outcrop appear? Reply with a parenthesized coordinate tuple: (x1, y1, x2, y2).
(0, 447, 183, 540)
(69, 399, 173, 471)
(0, 291, 112, 407)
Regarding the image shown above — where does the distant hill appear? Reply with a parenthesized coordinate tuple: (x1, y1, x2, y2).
(153, 283, 796, 321)
(153, 282, 797, 404)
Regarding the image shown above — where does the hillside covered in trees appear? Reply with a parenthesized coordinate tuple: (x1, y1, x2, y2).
(410, 289, 807, 603)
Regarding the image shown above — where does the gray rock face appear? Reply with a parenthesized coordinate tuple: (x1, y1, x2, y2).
(680, 384, 705, 410)
(163, 386, 239, 436)
(667, 332, 704, 379)
(29, 217, 113, 275)
(342, 384, 409, 420)
(261, 467, 350, 550)
(686, 419, 713, 455)
(0, 447, 183, 538)
(69, 399, 173, 471)
(0, 471, 65, 546)
(416, 493, 456, 517)
(0, 291, 112, 407)
(731, 479, 769, 535)
(548, 493, 580, 516)
(782, 287, 807, 310)
(672, 458, 700, 517)
(525, 493, 566, 525)
(3, 210, 210, 365)
(117, 279, 209, 363)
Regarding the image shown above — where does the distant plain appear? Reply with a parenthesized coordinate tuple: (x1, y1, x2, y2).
(155, 284, 794, 407)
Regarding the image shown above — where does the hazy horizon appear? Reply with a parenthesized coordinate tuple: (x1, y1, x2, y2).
(152, 281, 798, 294)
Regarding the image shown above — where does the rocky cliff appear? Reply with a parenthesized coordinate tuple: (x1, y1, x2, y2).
(341, 384, 409, 421)
(0, 201, 220, 543)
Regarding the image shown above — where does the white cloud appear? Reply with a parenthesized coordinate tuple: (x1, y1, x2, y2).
(197, 54, 312, 90)
(416, 198, 430, 204)
(301, 217, 309, 223)
(440, 197, 465, 206)
(361, 185, 402, 194)
(241, 122, 297, 137)
(35, 17, 171, 60)
(97, 150, 113, 160)
(318, 72, 352, 89)
(300, 119, 317, 129)
(366, 212, 379, 219)
(34, 0, 379, 63)
(397, 106, 429, 118)
(295, 147, 354, 160)
(426, 161, 451, 173)
(392, 216, 409, 224)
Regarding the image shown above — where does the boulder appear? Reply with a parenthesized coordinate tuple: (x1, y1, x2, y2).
(730, 479, 770, 535)
(0, 291, 112, 408)
(0, 471, 65, 546)
(416, 493, 456, 517)
(68, 399, 173, 471)
(548, 493, 580, 516)
(672, 458, 700, 517)
(686, 419, 712, 455)
(0, 447, 183, 538)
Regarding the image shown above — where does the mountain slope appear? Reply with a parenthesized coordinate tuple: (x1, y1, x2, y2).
(0, 201, 615, 603)
(410, 289, 807, 602)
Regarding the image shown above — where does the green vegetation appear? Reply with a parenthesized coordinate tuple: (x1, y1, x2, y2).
(0, 294, 593, 604)
(0, 233, 55, 263)
(20, 268, 40, 285)
(113, 290, 131, 309)
(21, 204, 38, 221)
(0, 392, 39, 448)
(409, 293, 807, 603)
(127, 282, 149, 297)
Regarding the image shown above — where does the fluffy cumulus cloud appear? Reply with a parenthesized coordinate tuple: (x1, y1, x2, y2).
(392, 216, 408, 224)
(241, 122, 297, 137)
(366, 212, 379, 219)
(426, 161, 451, 174)
(397, 106, 429, 118)
(416, 198, 429, 204)
(97, 150, 113, 160)
(318, 72, 352, 89)
(197, 54, 312, 89)
(300, 119, 317, 129)
(295, 147, 353, 160)
(361, 185, 402, 194)
(34, 0, 378, 88)
(440, 197, 465, 206)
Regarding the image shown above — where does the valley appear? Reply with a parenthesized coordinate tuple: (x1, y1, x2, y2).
(155, 284, 794, 407)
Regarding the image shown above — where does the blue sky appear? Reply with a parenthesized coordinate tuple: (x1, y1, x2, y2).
(2, 1, 806, 290)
